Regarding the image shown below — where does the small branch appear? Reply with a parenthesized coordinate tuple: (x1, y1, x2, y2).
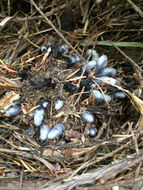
(127, 0, 143, 18)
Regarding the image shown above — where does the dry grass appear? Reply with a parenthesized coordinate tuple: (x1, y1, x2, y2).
(0, 0, 143, 189)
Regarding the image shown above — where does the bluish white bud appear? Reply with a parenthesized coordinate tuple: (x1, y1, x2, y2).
(89, 127, 97, 137)
(39, 123, 51, 141)
(54, 98, 65, 110)
(92, 89, 111, 102)
(80, 112, 94, 123)
(97, 55, 108, 69)
(68, 55, 80, 64)
(114, 91, 126, 99)
(96, 76, 117, 85)
(47, 123, 64, 139)
(85, 60, 97, 71)
(58, 45, 68, 55)
(34, 106, 45, 126)
(97, 67, 117, 77)
(5, 106, 21, 116)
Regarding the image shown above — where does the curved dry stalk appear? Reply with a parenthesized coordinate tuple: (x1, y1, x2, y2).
(42, 149, 143, 190)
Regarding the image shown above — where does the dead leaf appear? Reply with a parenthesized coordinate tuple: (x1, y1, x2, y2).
(114, 85, 143, 128)
(42, 149, 53, 157)
(61, 147, 95, 157)
(0, 17, 13, 31)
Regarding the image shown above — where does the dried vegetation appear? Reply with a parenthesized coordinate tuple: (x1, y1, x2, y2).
(0, 0, 143, 189)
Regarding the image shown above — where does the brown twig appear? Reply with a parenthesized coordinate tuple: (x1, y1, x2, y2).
(0, 76, 22, 89)
(13, 4, 67, 22)
(127, 0, 143, 18)
(0, 60, 17, 74)
(0, 148, 54, 171)
(69, 140, 132, 177)
(42, 149, 143, 190)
